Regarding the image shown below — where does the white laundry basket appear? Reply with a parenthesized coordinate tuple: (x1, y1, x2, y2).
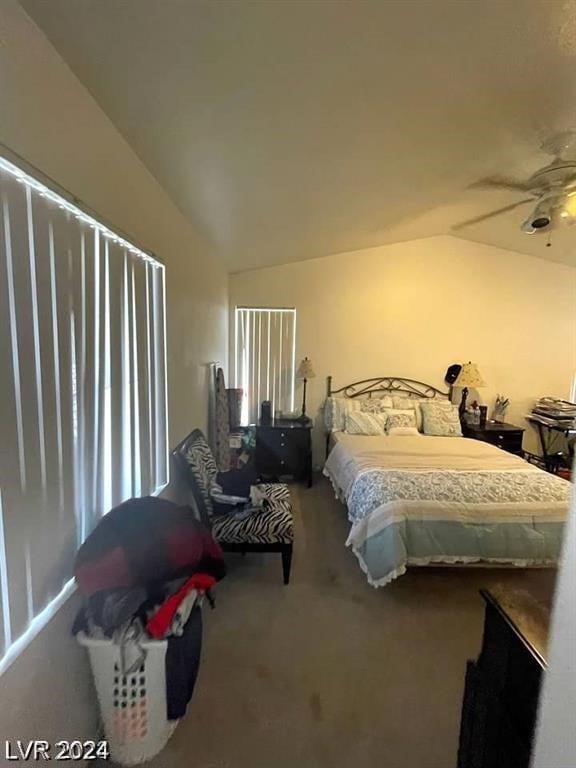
(78, 632, 178, 765)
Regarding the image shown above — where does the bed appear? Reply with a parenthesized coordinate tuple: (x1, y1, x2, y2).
(322, 376, 571, 587)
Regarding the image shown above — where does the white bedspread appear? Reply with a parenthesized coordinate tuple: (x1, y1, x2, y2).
(323, 433, 570, 587)
(325, 433, 537, 499)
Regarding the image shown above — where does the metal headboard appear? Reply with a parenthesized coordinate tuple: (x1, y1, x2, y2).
(325, 376, 450, 459)
(326, 375, 449, 400)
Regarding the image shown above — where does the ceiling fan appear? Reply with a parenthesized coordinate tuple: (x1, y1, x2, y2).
(453, 131, 576, 234)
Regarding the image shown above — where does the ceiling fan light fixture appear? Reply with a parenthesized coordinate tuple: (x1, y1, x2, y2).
(521, 220, 537, 234)
(521, 200, 553, 233)
(532, 216, 552, 229)
(463, 130, 576, 235)
(561, 191, 576, 218)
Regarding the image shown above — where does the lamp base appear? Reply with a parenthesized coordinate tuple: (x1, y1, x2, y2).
(459, 387, 469, 421)
(296, 377, 309, 425)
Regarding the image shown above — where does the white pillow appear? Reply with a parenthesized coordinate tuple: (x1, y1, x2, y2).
(345, 411, 387, 435)
(386, 410, 417, 435)
(391, 397, 423, 429)
(420, 402, 462, 436)
(359, 396, 394, 412)
(392, 396, 450, 431)
(387, 426, 421, 436)
(324, 397, 361, 432)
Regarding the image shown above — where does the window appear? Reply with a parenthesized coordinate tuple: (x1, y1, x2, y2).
(234, 307, 296, 425)
(0, 154, 167, 673)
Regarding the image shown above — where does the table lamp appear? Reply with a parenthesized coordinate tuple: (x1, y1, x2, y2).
(453, 362, 486, 420)
(296, 357, 315, 422)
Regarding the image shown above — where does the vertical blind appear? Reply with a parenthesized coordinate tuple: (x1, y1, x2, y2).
(0, 155, 167, 671)
(234, 307, 296, 424)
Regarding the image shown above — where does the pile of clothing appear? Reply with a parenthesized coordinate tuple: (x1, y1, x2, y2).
(210, 464, 271, 520)
(530, 397, 576, 428)
(73, 496, 225, 721)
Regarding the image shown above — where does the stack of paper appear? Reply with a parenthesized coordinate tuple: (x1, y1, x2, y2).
(529, 398, 576, 429)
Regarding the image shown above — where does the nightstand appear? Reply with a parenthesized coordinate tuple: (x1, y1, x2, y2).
(462, 420, 525, 455)
(255, 419, 313, 487)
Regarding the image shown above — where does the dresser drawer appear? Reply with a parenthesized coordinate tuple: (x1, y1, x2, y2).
(257, 427, 308, 451)
(457, 590, 547, 768)
(463, 424, 524, 455)
(255, 425, 312, 483)
(484, 431, 523, 454)
(256, 438, 297, 466)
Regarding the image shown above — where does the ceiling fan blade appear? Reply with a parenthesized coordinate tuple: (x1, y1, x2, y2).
(469, 177, 535, 193)
(541, 130, 576, 159)
(451, 199, 534, 231)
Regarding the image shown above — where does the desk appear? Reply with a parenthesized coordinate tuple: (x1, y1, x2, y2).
(526, 416, 575, 470)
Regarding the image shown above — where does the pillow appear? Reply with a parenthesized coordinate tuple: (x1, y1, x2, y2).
(360, 396, 393, 413)
(324, 397, 361, 432)
(420, 402, 462, 436)
(345, 411, 387, 435)
(386, 410, 417, 435)
(387, 426, 421, 436)
(391, 397, 425, 430)
(392, 396, 451, 431)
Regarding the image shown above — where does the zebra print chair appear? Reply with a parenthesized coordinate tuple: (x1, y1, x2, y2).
(173, 429, 294, 584)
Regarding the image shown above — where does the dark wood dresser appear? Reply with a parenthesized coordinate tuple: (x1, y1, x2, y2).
(462, 421, 525, 455)
(458, 587, 550, 768)
(255, 419, 313, 487)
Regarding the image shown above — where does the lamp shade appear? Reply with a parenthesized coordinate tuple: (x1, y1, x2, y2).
(453, 362, 486, 388)
(296, 357, 315, 380)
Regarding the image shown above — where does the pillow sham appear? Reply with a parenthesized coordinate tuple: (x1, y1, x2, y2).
(345, 411, 387, 436)
(360, 396, 394, 413)
(387, 426, 420, 436)
(420, 402, 462, 436)
(392, 396, 451, 431)
(391, 397, 425, 430)
(386, 410, 417, 434)
(324, 397, 361, 432)
(392, 396, 421, 410)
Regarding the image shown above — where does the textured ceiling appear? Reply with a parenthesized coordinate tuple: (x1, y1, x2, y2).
(20, 0, 576, 271)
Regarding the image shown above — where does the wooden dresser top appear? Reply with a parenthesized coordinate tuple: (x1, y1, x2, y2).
(481, 585, 552, 669)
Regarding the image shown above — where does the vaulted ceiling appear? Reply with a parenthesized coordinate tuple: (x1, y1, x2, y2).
(20, 0, 576, 271)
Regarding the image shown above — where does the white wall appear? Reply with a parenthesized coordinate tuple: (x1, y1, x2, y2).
(0, 0, 227, 752)
(0, 594, 96, 759)
(230, 235, 576, 463)
(532, 473, 576, 767)
(0, 0, 228, 448)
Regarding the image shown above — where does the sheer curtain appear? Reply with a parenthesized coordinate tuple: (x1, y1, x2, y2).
(234, 307, 296, 425)
(0, 154, 167, 672)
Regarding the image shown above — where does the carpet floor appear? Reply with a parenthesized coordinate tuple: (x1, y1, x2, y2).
(109, 476, 556, 768)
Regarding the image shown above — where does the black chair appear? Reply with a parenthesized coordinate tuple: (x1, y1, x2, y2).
(173, 429, 294, 584)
